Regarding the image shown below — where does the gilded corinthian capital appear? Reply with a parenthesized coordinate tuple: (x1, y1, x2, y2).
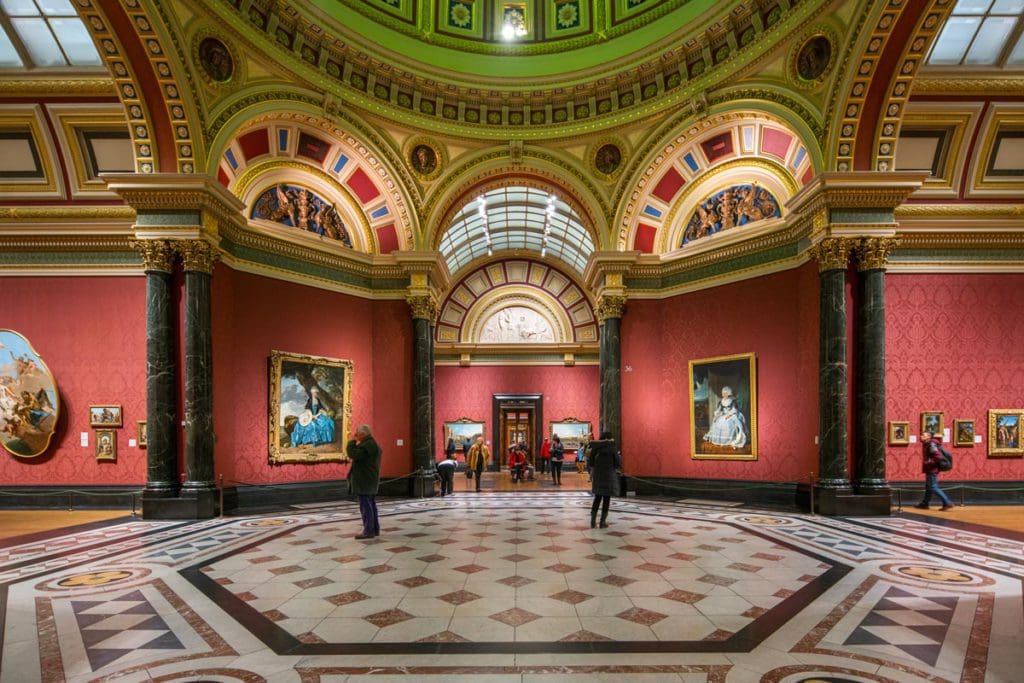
(597, 294, 627, 322)
(854, 237, 900, 271)
(131, 239, 175, 273)
(810, 237, 852, 272)
(177, 239, 219, 274)
(407, 294, 438, 321)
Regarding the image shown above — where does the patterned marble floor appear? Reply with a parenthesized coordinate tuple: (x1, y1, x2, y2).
(0, 492, 1020, 682)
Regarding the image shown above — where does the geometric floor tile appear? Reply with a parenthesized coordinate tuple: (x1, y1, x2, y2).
(71, 589, 185, 670)
(843, 585, 957, 667)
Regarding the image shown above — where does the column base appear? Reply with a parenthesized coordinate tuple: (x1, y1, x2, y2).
(855, 479, 890, 495)
(143, 488, 218, 519)
(814, 485, 891, 516)
(410, 473, 437, 498)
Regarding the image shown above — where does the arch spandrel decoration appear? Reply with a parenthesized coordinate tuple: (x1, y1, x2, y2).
(619, 114, 816, 255)
(436, 259, 597, 345)
(216, 119, 412, 254)
(680, 183, 783, 247)
(250, 184, 354, 249)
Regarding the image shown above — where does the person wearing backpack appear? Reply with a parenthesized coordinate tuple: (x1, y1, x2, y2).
(915, 430, 953, 511)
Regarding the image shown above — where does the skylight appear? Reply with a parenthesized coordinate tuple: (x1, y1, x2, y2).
(927, 0, 1024, 66)
(0, 0, 102, 68)
(438, 187, 595, 275)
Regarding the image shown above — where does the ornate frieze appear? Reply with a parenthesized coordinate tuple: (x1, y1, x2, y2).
(596, 294, 627, 322)
(177, 239, 218, 274)
(854, 237, 900, 271)
(407, 294, 438, 322)
(810, 237, 852, 272)
(132, 239, 176, 273)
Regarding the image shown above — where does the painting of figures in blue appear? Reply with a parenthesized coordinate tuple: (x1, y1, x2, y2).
(251, 184, 353, 247)
(0, 330, 59, 458)
(681, 183, 781, 246)
(269, 351, 353, 464)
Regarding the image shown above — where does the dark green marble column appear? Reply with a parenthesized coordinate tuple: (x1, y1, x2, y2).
(134, 240, 179, 510)
(814, 239, 852, 495)
(409, 296, 437, 496)
(854, 238, 898, 494)
(179, 240, 218, 518)
(598, 295, 626, 445)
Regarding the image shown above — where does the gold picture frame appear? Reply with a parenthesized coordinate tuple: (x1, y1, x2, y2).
(89, 404, 122, 427)
(269, 350, 353, 464)
(137, 420, 147, 448)
(689, 352, 757, 460)
(953, 419, 974, 447)
(987, 409, 1023, 457)
(443, 418, 485, 452)
(95, 429, 116, 461)
(920, 411, 943, 438)
(550, 417, 591, 451)
(888, 421, 910, 446)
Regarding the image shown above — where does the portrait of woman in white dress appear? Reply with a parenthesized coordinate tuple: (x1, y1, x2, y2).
(689, 353, 757, 459)
(703, 386, 747, 449)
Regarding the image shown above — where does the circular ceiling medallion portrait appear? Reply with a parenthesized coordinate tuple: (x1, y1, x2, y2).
(407, 139, 444, 180)
(591, 139, 625, 179)
(789, 29, 836, 89)
(198, 36, 235, 83)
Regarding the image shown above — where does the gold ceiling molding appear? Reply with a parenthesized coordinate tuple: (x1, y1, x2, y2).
(0, 234, 134, 251)
(895, 204, 1024, 219)
(0, 206, 135, 222)
(0, 78, 117, 97)
(895, 232, 1024, 249)
(912, 77, 1024, 95)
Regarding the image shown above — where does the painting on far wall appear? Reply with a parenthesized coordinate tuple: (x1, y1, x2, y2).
(444, 418, 485, 452)
(0, 329, 60, 458)
(269, 350, 353, 465)
(550, 418, 591, 450)
(988, 409, 1023, 457)
(689, 353, 757, 460)
(920, 411, 944, 438)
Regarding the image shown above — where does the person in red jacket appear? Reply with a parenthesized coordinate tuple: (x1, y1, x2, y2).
(915, 431, 953, 511)
(538, 437, 550, 475)
(508, 445, 526, 483)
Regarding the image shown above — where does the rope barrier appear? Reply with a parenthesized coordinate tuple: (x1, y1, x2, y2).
(0, 489, 142, 497)
(622, 474, 803, 494)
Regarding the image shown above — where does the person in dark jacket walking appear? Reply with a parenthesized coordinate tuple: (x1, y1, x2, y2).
(445, 437, 456, 460)
(587, 431, 620, 528)
(549, 435, 565, 485)
(915, 431, 953, 511)
(346, 424, 382, 538)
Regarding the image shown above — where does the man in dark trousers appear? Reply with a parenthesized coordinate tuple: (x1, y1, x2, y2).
(346, 424, 382, 538)
(916, 430, 953, 511)
(588, 431, 621, 528)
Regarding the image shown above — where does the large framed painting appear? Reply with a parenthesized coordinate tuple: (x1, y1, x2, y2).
(444, 418, 485, 452)
(689, 353, 757, 460)
(0, 329, 60, 458)
(550, 418, 591, 450)
(920, 411, 944, 438)
(269, 350, 353, 464)
(988, 409, 1023, 457)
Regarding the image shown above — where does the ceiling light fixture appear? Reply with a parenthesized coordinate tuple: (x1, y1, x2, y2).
(501, 8, 527, 41)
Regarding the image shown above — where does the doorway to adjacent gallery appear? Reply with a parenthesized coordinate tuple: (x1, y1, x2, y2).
(492, 393, 542, 471)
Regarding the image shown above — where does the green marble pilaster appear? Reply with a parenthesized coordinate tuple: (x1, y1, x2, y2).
(179, 241, 218, 517)
(409, 296, 437, 497)
(134, 240, 179, 507)
(598, 295, 626, 445)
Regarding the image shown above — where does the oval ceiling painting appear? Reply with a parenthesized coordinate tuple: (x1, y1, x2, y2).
(0, 330, 60, 458)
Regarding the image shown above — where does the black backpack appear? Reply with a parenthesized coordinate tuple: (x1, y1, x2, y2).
(937, 445, 953, 472)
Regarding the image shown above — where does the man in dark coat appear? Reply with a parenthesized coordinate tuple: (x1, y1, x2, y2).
(587, 431, 620, 528)
(346, 424, 382, 538)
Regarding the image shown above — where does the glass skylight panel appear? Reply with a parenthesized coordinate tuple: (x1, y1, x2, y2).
(992, 0, 1024, 10)
(0, 28, 22, 65)
(953, 0, 994, 12)
(49, 18, 100, 64)
(966, 16, 1017, 62)
(1008, 32, 1024, 62)
(1, 0, 38, 14)
(930, 16, 983, 63)
(36, 0, 74, 13)
(12, 17, 62, 65)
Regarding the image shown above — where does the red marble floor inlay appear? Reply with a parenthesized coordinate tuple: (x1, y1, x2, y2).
(719, 537, 746, 544)
(505, 538, 529, 545)
(648, 537, 674, 544)
(743, 606, 769, 618)
(333, 554, 364, 564)
(416, 554, 447, 563)
(501, 554, 531, 563)
(697, 544, 723, 552)
(327, 590, 370, 606)
(661, 589, 704, 603)
(539, 531, 562, 537)
(673, 530, 696, 537)
(472, 532, 495, 538)
(598, 574, 636, 587)
(463, 545, 492, 553)
(606, 531, 628, 537)
(235, 591, 257, 601)
(550, 589, 593, 605)
(436, 538, 460, 545)
(497, 575, 534, 588)
(386, 545, 415, 553)
(560, 629, 614, 642)
(798, 574, 817, 582)
(774, 588, 796, 598)
(752, 552, 784, 561)
(636, 562, 671, 574)
(453, 564, 487, 574)
(417, 630, 469, 642)
(250, 555, 280, 564)
(727, 562, 762, 573)
(705, 628, 733, 641)
(395, 576, 434, 589)
(294, 577, 332, 589)
(263, 609, 287, 622)
(270, 564, 304, 575)
(297, 631, 326, 643)
(669, 552, 699, 561)
(618, 545, 646, 552)
(437, 590, 482, 605)
(586, 553, 615, 562)
(308, 546, 336, 554)
(364, 608, 414, 628)
(490, 607, 541, 626)
(363, 564, 396, 575)
(616, 607, 668, 625)
(215, 577, 233, 585)
(405, 532, 429, 538)
(540, 545, 570, 553)
(545, 563, 579, 574)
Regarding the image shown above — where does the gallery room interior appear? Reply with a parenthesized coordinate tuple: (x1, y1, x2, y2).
(0, 0, 1022, 680)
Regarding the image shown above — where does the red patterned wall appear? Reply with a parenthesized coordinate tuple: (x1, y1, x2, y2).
(0, 276, 148, 485)
(621, 264, 820, 484)
(211, 267, 413, 484)
(434, 365, 599, 458)
(885, 273, 1024, 481)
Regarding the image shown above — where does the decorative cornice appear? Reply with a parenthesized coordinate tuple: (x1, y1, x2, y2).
(177, 239, 218, 273)
(596, 294, 627, 322)
(105, 174, 246, 234)
(786, 172, 926, 217)
(131, 239, 175, 273)
(854, 236, 900, 271)
(810, 236, 853, 272)
(895, 204, 1024, 219)
(0, 77, 117, 97)
(0, 235, 134, 252)
(895, 232, 1024, 250)
(407, 294, 438, 322)
(0, 206, 135, 223)
(912, 76, 1024, 95)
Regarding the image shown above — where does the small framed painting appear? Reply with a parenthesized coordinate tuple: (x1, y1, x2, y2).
(988, 409, 1023, 456)
(95, 429, 116, 461)
(444, 418, 486, 452)
(89, 405, 122, 427)
(953, 419, 974, 447)
(550, 418, 591, 451)
(888, 421, 910, 446)
(920, 411, 943, 438)
(137, 421, 148, 448)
